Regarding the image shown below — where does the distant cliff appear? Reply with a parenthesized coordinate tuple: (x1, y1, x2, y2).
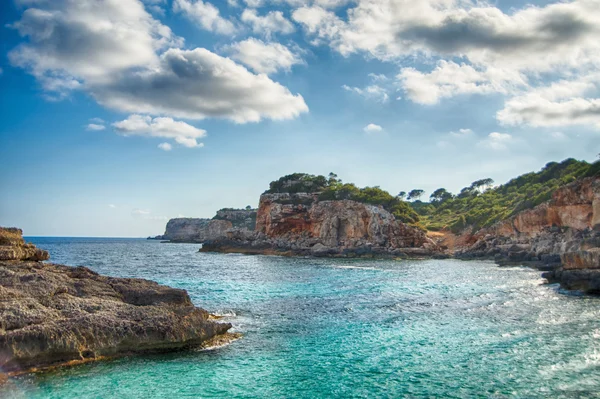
(159, 209, 257, 243)
(162, 218, 232, 243)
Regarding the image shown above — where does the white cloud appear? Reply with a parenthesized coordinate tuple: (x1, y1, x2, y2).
(108, 204, 117, 209)
(8, 0, 181, 98)
(398, 61, 525, 105)
(497, 77, 600, 129)
(363, 123, 382, 133)
(9, 0, 307, 125)
(242, 0, 350, 8)
(95, 48, 308, 122)
(90, 117, 104, 124)
(343, 84, 389, 103)
(158, 142, 173, 151)
(113, 115, 207, 148)
(293, 0, 600, 129)
(241, 9, 295, 38)
(478, 132, 513, 151)
(173, 0, 237, 35)
(224, 38, 303, 74)
(86, 123, 106, 131)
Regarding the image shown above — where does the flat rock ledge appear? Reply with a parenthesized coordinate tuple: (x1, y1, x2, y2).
(0, 228, 232, 376)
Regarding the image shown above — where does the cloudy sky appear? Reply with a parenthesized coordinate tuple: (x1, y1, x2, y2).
(0, 0, 598, 236)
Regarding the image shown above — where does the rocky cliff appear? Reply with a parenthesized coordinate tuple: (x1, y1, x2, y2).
(163, 218, 232, 243)
(214, 208, 257, 230)
(0, 228, 234, 376)
(202, 192, 439, 258)
(457, 176, 600, 293)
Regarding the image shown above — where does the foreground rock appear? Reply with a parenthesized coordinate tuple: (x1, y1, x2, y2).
(202, 192, 440, 258)
(456, 176, 600, 294)
(0, 228, 233, 375)
(0, 228, 49, 262)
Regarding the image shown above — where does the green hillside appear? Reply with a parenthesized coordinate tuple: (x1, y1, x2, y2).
(415, 158, 599, 233)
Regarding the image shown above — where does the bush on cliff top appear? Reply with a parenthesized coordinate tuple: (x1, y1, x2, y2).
(264, 173, 420, 225)
(416, 158, 598, 233)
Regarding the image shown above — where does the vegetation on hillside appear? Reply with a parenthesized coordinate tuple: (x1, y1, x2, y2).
(265, 173, 420, 224)
(413, 158, 599, 233)
(263, 158, 598, 232)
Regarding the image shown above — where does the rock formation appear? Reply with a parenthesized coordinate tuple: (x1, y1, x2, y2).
(202, 192, 439, 258)
(456, 176, 600, 293)
(159, 209, 257, 243)
(0, 228, 49, 262)
(162, 218, 232, 243)
(214, 208, 257, 231)
(0, 228, 233, 375)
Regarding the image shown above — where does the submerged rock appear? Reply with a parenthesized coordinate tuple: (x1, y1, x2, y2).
(0, 228, 232, 375)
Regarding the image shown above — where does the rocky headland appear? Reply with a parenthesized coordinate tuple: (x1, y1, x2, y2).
(154, 208, 257, 243)
(201, 192, 440, 258)
(0, 228, 234, 376)
(455, 176, 600, 293)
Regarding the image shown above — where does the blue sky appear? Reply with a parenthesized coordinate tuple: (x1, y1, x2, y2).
(0, 0, 598, 237)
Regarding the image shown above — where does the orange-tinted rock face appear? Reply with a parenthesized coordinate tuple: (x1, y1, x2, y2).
(475, 176, 599, 240)
(255, 193, 432, 250)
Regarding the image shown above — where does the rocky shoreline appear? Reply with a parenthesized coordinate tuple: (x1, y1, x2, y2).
(0, 228, 234, 377)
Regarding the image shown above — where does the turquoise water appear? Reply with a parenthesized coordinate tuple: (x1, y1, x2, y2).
(2, 238, 600, 398)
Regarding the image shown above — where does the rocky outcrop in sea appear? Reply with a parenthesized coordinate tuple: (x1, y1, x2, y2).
(456, 176, 600, 293)
(0, 228, 234, 376)
(201, 192, 440, 258)
(162, 218, 232, 243)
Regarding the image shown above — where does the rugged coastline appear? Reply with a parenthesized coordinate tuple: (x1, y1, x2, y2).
(184, 168, 598, 293)
(0, 228, 235, 377)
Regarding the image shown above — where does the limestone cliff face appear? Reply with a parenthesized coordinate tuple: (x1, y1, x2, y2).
(477, 177, 598, 239)
(0, 228, 233, 375)
(457, 176, 600, 293)
(203, 193, 437, 257)
(214, 208, 257, 230)
(163, 218, 232, 243)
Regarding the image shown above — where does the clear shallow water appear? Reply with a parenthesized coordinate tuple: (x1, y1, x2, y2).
(2, 238, 600, 398)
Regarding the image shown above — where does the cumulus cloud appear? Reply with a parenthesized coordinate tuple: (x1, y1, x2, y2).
(497, 77, 600, 128)
(9, 0, 308, 125)
(363, 123, 382, 133)
(478, 132, 513, 151)
(113, 115, 207, 148)
(398, 61, 526, 105)
(8, 0, 181, 98)
(86, 123, 106, 131)
(242, 0, 350, 7)
(173, 0, 237, 35)
(224, 38, 303, 74)
(95, 48, 308, 122)
(158, 142, 173, 151)
(241, 9, 295, 37)
(293, 0, 600, 129)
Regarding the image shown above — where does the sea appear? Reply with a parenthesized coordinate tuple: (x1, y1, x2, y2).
(2, 237, 600, 399)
